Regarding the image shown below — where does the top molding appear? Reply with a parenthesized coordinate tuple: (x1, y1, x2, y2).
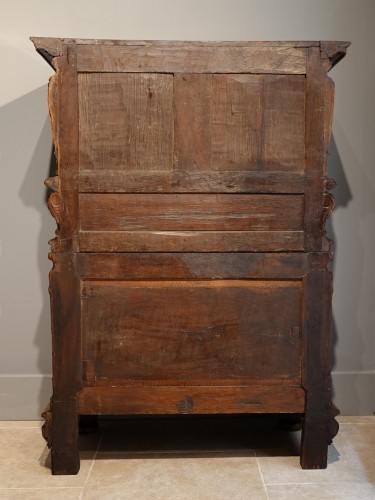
(31, 37, 350, 74)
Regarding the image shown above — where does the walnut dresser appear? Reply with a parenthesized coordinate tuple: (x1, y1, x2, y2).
(31, 38, 349, 474)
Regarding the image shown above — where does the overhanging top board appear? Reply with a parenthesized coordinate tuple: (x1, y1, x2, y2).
(31, 38, 350, 74)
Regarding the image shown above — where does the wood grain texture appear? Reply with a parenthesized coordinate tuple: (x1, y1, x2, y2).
(77, 252, 309, 280)
(49, 253, 81, 475)
(77, 385, 305, 415)
(300, 267, 335, 469)
(304, 47, 334, 251)
(31, 38, 350, 72)
(78, 73, 173, 171)
(76, 44, 307, 74)
(174, 74, 305, 171)
(79, 170, 305, 193)
(79, 193, 304, 232)
(82, 280, 302, 384)
(79, 230, 304, 252)
(52, 45, 80, 252)
(31, 37, 349, 473)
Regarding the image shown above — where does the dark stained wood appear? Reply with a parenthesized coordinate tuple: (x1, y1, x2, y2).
(46, 45, 82, 475)
(79, 230, 304, 253)
(304, 47, 335, 252)
(52, 45, 80, 252)
(32, 37, 349, 474)
(79, 193, 304, 232)
(78, 73, 173, 171)
(82, 280, 302, 384)
(77, 385, 306, 415)
(79, 170, 305, 193)
(77, 252, 309, 280)
(300, 266, 336, 469)
(49, 252, 81, 475)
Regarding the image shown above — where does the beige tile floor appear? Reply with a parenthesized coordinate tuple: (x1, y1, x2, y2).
(0, 415, 374, 499)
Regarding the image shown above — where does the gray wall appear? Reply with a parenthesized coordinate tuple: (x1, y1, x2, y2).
(0, 0, 374, 418)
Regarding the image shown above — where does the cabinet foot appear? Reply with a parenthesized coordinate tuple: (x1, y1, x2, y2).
(50, 401, 80, 475)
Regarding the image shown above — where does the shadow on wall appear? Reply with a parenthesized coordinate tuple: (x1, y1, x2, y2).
(327, 136, 359, 411)
(17, 87, 56, 415)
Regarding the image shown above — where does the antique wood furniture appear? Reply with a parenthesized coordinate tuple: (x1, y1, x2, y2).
(31, 38, 349, 474)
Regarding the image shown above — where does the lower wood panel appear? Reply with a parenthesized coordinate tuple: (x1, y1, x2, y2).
(77, 385, 305, 414)
(77, 252, 309, 280)
(81, 280, 302, 384)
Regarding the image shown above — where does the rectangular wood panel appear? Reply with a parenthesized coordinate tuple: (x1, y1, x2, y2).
(79, 170, 305, 193)
(77, 385, 306, 415)
(76, 44, 307, 74)
(79, 230, 304, 252)
(79, 194, 304, 232)
(174, 74, 305, 171)
(78, 73, 173, 171)
(76, 252, 309, 281)
(82, 280, 302, 385)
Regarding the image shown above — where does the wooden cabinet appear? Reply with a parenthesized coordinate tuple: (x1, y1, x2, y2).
(31, 38, 349, 474)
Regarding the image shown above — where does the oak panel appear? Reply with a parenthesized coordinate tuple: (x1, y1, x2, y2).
(76, 44, 307, 74)
(79, 193, 304, 232)
(76, 252, 309, 280)
(174, 74, 305, 171)
(79, 230, 304, 252)
(82, 280, 302, 384)
(78, 73, 173, 171)
(77, 385, 306, 414)
(79, 170, 305, 193)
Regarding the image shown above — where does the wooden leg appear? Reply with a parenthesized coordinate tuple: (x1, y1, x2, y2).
(300, 261, 339, 469)
(51, 401, 80, 475)
(300, 391, 330, 469)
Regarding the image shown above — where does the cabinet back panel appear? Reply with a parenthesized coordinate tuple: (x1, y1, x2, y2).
(78, 73, 305, 173)
(81, 280, 302, 385)
(79, 193, 304, 232)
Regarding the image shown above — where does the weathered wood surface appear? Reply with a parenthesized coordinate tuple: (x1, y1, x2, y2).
(77, 385, 305, 415)
(79, 73, 173, 171)
(82, 280, 302, 384)
(76, 44, 307, 74)
(79, 230, 304, 252)
(31, 37, 350, 72)
(174, 74, 305, 171)
(31, 37, 349, 473)
(304, 47, 335, 252)
(79, 170, 305, 193)
(79, 193, 304, 232)
(300, 267, 335, 469)
(77, 252, 309, 280)
(78, 73, 305, 174)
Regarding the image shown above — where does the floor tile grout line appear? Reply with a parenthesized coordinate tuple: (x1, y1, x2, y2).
(264, 481, 375, 486)
(255, 457, 270, 500)
(0, 487, 84, 491)
(80, 428, 106, 500)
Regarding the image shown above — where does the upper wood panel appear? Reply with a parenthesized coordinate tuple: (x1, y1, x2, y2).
(75, 45, 307, 74)
(79, 73, 173, 171)
(174, 74, 305, 171)
(78, 73, 305, 174)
